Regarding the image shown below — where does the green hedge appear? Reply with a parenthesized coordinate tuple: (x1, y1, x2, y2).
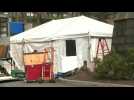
(95, 48, 134, 80)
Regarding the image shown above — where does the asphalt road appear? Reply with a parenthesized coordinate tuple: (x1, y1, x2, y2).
(0, 80, 86, 87)
(0, 79, 133, 87)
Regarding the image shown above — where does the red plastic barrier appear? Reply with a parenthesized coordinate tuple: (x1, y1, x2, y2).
(43, 63, 52, 80)
(25, 64, 42, 81)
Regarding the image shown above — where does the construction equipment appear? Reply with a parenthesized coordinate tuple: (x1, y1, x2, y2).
(23, 47, 55, 82)
(24, 52, 44, 82)
(96, 38, 110, 60)
(0, 44, 15, 76)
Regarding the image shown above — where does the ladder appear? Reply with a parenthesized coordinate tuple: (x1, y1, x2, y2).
(96, 38, 110, 60)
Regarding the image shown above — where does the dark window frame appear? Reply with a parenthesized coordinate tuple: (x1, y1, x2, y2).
(66, 40, 77, 56)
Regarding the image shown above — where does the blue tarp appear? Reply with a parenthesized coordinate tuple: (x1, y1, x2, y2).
(9, 21, 24, 36)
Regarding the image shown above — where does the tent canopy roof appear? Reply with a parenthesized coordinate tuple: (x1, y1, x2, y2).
(10, 15, 114, 43)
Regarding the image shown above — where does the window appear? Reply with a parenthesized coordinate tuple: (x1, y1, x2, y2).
(66, 40, 76, 56)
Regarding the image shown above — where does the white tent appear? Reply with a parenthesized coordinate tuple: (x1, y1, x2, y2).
(10, 15, 113, 73)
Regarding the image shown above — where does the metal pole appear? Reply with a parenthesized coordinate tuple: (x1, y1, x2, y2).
(88, 32, 91, 62)
(8, 18, 11, 37)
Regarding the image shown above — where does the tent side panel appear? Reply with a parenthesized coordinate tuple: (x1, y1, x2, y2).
(10, 43, 24, 71)
(75, 37, 89, 68)
(58, 37, 90, 73)
(53, 40, 66, 74)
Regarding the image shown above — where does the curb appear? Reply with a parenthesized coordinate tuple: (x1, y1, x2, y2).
(0, 76, 20, 83)
(58, 78, 134, 87)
